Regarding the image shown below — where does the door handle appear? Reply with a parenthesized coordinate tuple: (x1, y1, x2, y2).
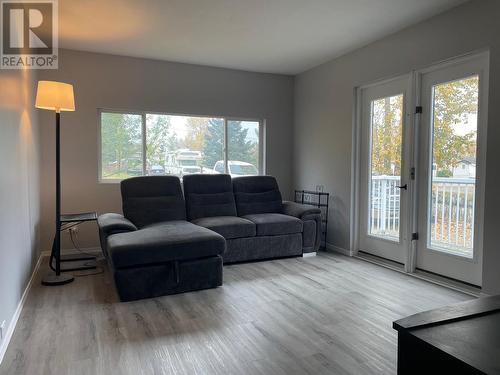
(397, 184, 408, 190)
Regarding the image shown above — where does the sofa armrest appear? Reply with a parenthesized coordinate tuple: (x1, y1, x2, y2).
(283, 201, 322, 252)
(98, 213, 137, 258)
(98, 213, 137, 236)
(282, 201, 321, 219)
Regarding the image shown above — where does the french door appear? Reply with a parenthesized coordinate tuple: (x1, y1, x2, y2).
(415, 55, 488, 285)
(358, 76, 411, 264)
(357, 53, 489, 286)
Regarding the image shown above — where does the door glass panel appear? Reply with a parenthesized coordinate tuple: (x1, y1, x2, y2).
(368, 94, 404, 241)
(428, 75, 479, 258)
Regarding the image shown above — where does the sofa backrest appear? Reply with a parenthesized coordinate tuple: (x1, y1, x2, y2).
(232, 176, 283, 216)
(183, 174, 237, 220)
(121, 176, 186, 228)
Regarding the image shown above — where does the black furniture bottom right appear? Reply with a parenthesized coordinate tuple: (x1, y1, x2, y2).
(393, 295, 500, 374)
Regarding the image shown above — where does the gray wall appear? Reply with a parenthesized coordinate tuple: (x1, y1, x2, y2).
(39, 49, 294, 252)
(0, 68, 40, 354)
(293, 0, 500, 294)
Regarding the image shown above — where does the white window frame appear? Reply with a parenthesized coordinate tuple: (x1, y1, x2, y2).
(97, 109, 265, 183)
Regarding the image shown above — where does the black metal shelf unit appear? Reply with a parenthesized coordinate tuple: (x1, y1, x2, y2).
(294, 190, 329, 250)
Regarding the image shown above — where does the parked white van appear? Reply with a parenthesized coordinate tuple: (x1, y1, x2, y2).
(165, 149, 202, 176)
(213, 160, 258, 177)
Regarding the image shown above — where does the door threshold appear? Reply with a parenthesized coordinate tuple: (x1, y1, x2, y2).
(356, 251, 405, 272)
(355, 252, 480, 297)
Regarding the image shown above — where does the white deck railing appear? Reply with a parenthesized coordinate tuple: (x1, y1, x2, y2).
(370, 176, 401, 240)
(370, 176, 475, 255)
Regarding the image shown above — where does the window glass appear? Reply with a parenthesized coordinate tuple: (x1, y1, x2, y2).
(100, 113, 261, 181)
(368, 95, 403, 241)
(146, 115, 224, 178)
(214, 161, 224, 174)
(428, 75, 479, 257)
(227, 120, 260, 176)
(100, 112, 143, 180)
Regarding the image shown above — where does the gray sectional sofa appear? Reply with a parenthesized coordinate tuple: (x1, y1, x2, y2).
(98, 174, 321, 301)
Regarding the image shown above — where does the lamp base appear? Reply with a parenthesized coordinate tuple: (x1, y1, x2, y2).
(41, 273, 74, 286)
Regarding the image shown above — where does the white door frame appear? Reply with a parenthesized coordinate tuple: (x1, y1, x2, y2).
(352, 50, 489, 284)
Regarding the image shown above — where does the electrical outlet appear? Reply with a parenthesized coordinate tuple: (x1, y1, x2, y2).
(0, 320, 5, 340)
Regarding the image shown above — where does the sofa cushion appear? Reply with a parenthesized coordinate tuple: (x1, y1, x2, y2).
(232, 176, 283, 216)
(192, 216, 256, 239)
(183, 174, 237, 220)
(242, 213, 303, 236)
(121, 176, 186, 228)
(107, 220, 225, 269)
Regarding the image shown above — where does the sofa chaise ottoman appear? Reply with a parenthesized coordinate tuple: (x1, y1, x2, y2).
(98, 176, 225, 301)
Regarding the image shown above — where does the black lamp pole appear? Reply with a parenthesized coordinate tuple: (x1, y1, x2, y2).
(41, 111, 74, 286)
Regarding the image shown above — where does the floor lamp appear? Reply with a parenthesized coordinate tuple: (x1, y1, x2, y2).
(35, 80, 76, 286)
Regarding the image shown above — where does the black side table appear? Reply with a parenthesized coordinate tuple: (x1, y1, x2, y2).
(56, 212, 98, 272)
(294, 190, 329, 249)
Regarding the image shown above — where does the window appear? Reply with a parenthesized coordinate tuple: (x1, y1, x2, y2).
(227, 120, 260, 176)
(99, 111, 263, 181)
(368, 94, 404, 241)
(100, 112, 143, 180)
(427, 75, 479, 257)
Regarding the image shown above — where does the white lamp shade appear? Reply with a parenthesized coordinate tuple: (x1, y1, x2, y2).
(35, 81, 75, 112)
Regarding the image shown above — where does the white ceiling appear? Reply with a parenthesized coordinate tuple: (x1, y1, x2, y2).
(59, 0, 468, 75)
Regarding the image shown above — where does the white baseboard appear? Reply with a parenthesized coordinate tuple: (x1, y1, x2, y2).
(0, 253, 43, 365)
(325, 242, 353, 256)
(302, 252, 317, 258)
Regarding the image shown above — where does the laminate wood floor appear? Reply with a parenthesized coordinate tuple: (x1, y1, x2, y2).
(0, 252, 471, 375)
